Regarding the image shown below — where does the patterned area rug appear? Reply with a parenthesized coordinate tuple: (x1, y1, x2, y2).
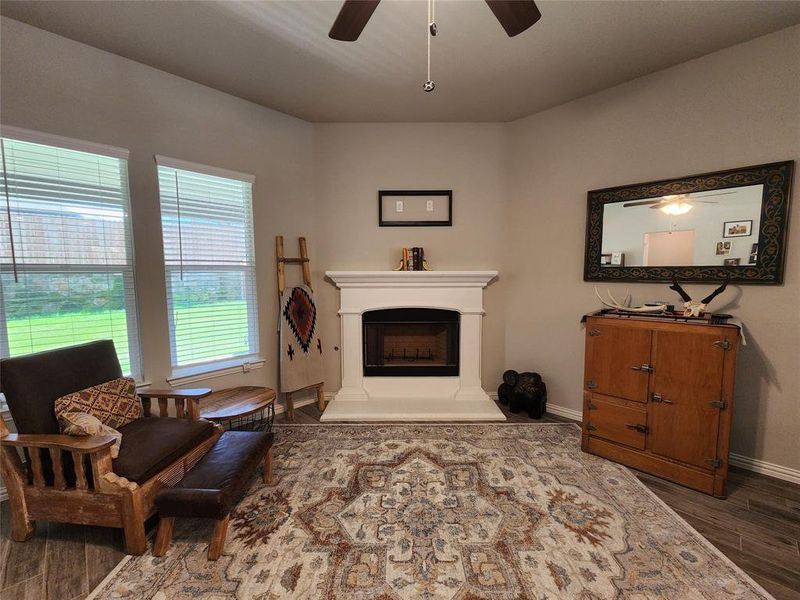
(89, 424, 770, 599)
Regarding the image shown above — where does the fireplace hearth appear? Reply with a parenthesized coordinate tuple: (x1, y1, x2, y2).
(363, 308, 459, 377)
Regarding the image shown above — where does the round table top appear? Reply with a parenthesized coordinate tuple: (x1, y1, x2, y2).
(199, 386, 276, 422)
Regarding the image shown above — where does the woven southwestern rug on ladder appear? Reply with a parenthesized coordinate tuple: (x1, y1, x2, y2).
(88, 424, 771, 600)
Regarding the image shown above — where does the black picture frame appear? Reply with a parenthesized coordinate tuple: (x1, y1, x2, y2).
(584, 161, 794, 284)
(379, 190, 453, 227)
(722, 219, 753, 238)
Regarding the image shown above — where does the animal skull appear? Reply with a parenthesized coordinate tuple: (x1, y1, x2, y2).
(669, 277, 729, 317)
(682, 300, 707, 318)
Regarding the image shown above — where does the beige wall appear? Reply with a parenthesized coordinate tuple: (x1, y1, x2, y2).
(0, 17, 317, 401)
(506, 25, 800, 470)
(1, 17, 798, 471)
(312, 123, 509, 389)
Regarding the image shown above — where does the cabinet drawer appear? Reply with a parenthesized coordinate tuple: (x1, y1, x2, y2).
(584, 395, 647, 450)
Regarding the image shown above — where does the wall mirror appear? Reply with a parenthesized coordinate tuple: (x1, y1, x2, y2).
(584, 161, 793, 284)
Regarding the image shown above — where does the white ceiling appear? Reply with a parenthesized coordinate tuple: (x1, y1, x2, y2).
(2, 0, 799, 122)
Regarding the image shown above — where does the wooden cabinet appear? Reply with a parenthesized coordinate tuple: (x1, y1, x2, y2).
(582, 315, 740, 497)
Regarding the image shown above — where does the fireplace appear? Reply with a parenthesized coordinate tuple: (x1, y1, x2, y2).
(322, 270, 503, 422)
(363, 308, 459, 377)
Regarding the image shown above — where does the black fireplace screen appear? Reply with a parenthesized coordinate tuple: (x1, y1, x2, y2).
(363, 308, 459, 376)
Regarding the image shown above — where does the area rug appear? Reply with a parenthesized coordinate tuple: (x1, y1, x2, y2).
(88, 424, 771, 599)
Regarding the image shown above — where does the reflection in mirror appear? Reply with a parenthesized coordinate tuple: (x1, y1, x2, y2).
(601, 185, 763, 268)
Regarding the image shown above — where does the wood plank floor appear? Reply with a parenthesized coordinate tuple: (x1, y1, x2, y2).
(2, 402, 798, 599)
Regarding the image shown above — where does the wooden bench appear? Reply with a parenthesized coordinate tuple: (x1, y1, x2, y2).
(153, 430, 274, 560)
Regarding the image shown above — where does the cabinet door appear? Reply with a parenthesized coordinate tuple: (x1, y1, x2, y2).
(648, 330, 725, 469)
(585, 322, 652, 402)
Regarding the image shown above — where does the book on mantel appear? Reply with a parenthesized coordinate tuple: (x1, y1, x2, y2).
(401, 247, 425, 270)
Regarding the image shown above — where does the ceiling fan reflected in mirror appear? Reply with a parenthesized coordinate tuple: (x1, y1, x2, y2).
(622, 190, 736, 215)
(329, 0, 542, 92)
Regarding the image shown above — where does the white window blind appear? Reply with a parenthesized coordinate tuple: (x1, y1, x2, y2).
(157, 159, 259, 369)
(0, 130, 142, 378)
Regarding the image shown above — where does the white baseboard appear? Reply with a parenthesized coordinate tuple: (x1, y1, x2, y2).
(729, 453, 800, 485)
(488, 392, 582, 422)
(544, 403, 583, 422)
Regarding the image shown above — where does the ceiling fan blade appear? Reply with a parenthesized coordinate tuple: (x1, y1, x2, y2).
(623, 199, 662, 208)
(329, 0, 381, 41)
(485, 0, 542, 37)
(691, 190, 736, 198)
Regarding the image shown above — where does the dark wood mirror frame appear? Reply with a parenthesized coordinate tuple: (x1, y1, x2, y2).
(584, 161, 794, 284)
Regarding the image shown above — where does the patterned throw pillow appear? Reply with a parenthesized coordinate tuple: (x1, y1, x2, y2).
(54, 377, 142, 430)
(58, 411, 123, 458)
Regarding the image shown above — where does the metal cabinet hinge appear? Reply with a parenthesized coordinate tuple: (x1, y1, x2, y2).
(587, 401, 597, 410)
(586, 422, 597, 431)
(651, 392, 673, 404)
(588, 329, 601, 337)
(704, 458, 722, 469)
(709, 400, 727, 409)
(625, 423, 649, 434)
(586, 380, 598, 390)
(713, 340, 732, 350)
(631, 364, 654, 373)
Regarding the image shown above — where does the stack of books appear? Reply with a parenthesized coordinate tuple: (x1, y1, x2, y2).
(401, 247, 425, 271)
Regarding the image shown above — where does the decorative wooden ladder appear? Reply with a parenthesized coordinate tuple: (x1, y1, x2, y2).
(276, 235, 325, 420)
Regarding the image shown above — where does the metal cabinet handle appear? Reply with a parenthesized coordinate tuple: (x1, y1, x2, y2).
(625, 423, 649, 434)
(631, 364, 654, 373)
(651, 392, 673, 404)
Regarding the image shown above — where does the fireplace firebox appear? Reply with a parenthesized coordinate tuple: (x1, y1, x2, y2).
(363, 308, 459, 377)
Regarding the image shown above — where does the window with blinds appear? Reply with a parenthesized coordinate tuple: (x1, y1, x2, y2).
(156, 158, 259, 369)
(0, 129, 141, 378)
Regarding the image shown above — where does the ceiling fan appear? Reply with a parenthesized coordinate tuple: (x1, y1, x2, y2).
(623, 191, 735, 215)
(329, 0, 541, 92)
(328, 0, 542, 42)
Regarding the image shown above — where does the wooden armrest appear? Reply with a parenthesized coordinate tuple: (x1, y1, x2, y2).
(138, 387, 211, 399)
(0, 433, 116, 454)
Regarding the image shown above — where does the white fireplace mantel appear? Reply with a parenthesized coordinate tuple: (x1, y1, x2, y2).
(321, 270, 504, 422)
(326, 270, 498, 288)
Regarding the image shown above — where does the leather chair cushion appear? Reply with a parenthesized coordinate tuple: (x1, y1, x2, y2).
(155, 431, 273, 519)
(0, 340, 123, 434)
(113, 417, 216, 483)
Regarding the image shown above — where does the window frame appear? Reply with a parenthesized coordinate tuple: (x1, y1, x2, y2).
(0, 125, 143, 380)
(155, 155, 261, 380)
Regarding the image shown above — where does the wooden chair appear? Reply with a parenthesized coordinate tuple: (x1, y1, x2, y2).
(0, 340, 222, 555)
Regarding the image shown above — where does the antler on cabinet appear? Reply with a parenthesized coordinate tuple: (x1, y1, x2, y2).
(700, 278, 729, 305)
(594, 287, 667, 313)
(669, 276, 693, 303)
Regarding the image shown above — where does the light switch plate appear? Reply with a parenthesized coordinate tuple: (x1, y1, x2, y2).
(426, 200, 434, 212)
(396, 200, 404, 212)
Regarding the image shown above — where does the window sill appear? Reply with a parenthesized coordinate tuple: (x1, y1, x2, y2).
(167, 357, 266, 387)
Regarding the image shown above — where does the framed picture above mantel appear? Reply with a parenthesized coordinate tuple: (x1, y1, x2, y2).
(379, 190, 452, 227)
(584, 161, 794, 284)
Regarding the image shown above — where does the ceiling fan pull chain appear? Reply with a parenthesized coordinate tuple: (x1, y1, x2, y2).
(423, 0, 436, 92)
